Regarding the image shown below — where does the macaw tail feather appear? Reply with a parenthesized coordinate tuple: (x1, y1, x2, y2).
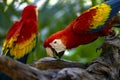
(6, 52, 29, 63)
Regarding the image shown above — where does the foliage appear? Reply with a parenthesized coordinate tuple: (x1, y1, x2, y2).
(0, 0, 105, 63)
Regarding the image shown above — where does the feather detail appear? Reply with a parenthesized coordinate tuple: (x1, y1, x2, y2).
(2, 18, 38, 59)
(90, 3, 111, 29)
(72, 3, 112, 34)
(10, 33, 37, 59)
(2, 21, 22, 55)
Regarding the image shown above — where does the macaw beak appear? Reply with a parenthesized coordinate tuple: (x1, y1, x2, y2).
(46, 47, 54, 57)
(56, 50, 65, 59)
(45, 47, 65, 58)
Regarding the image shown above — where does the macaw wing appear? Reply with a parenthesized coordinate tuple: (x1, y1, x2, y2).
(2, 20, 38, 59)
(10, 20, 38, 59)
(2, 21, 22, 55)
(72, 3, 112, 34)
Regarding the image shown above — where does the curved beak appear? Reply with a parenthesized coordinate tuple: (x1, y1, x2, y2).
(56, 51, 65, 59)
(45, 47, 65, 58)
(46, 47, 54, 57)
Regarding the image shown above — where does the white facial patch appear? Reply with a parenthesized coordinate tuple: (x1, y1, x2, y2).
(50, 39, 66, 53)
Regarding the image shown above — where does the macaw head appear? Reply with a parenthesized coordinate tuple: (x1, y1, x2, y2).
(22, 5, 38, 20)
(43, 31, 67, 58)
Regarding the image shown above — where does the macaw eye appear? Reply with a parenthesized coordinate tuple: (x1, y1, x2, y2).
(50, 39, 62, 47)
(53, 41, 57, 44)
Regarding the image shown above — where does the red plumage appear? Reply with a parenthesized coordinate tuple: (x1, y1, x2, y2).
(6, 21, 20, 40)
(43, 2, 117, 58)
(16, 20, 38, 43)
(44, 22, 100, 49)
(73, 9, 97, 34)
(2, 5, 38, 59)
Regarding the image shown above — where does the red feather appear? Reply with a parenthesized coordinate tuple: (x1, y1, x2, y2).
(73, 9, 97, 34)
(2, 5, 38, 59)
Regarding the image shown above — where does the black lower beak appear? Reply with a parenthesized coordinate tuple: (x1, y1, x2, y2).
(56, 51, 65, 59)
(51, 48, 65, 59)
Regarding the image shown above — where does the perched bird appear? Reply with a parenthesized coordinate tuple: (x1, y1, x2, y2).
(0, 5, 38, 80)
(44, 0, 120, 58)
(2, 5, 38, 62)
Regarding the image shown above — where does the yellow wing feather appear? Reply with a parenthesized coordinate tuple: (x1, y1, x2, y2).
(90, 3, 112, 29)
(10, 33, 37, 59)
